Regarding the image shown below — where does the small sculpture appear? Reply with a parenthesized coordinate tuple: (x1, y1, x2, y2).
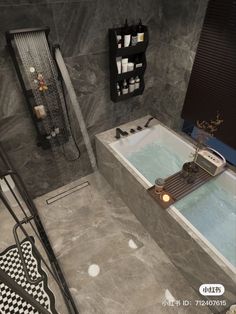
(181, 161, 199, 184)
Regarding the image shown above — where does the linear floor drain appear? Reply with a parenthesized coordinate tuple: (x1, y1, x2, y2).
(46, 181, 89, 205)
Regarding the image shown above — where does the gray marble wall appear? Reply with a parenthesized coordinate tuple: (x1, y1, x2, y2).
(149, 0, 209, 130)
(0, 0, 208, 197)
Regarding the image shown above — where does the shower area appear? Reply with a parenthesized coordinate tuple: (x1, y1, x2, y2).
(0, 27, 97, 314)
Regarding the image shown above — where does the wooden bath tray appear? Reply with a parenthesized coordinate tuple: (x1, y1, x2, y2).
(147, 164, 226, 209)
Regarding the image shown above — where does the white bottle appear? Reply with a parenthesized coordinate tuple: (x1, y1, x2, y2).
(129, 77, 135, 93)
(134, 76, 140, 90)
(116, 57, 122, 74)
(121, 58, 128, 73)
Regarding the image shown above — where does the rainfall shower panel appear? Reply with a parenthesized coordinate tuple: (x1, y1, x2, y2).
(6, 27, 70, 149)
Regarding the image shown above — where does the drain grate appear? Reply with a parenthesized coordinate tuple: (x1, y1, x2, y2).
(148, 164, 226, 209)
(46, 181, 89, 205)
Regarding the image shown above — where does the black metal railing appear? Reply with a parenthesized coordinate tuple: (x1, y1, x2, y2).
(0, 142, 79, 314)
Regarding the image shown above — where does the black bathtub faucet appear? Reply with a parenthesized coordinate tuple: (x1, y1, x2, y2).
(115, 128, 128, 139)
(144, 116, 154, 128)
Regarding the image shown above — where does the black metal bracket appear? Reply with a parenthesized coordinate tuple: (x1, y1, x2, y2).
(13, 216, 44, 285)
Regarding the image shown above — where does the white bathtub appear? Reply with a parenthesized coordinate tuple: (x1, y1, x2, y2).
(110, 123, 236, 275)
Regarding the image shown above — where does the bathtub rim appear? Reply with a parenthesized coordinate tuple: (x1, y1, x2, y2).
(100, 116, 236, 279)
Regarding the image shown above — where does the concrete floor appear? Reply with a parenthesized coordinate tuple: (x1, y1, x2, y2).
(0, 171, 213, 313)
(34, 171, 212, 314)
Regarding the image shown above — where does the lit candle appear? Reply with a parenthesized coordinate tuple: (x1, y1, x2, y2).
(161, 193, 170, 203)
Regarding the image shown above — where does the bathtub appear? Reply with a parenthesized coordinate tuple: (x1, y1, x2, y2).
(96, 116, 236, 312)
(110, 123, 236, 273)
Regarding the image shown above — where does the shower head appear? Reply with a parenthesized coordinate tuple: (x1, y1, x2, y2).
(5, 27, 50, 42)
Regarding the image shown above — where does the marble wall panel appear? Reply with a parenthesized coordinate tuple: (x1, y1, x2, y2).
(150, 0, 208, 131)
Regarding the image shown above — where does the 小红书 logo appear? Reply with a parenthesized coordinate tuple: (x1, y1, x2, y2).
(199, 284, 225, 296)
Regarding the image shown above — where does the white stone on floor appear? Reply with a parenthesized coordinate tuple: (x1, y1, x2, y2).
(128, 239, 138, 249)
(88, 264, 100, 277)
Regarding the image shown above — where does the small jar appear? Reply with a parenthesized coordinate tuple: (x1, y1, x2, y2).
(154, 178, 165, 194)
(181, 162, 192, 178)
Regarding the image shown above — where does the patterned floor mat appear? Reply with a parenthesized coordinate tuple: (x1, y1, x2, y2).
(0, 237, 58, 314)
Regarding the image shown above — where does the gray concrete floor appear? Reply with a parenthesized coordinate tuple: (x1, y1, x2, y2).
(0, 171, 213, 313)
(34, 171, 212, 314)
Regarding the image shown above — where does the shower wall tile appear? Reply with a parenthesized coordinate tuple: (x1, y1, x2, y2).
(65, 53, 109, 97)
(0, 2, 57, 69)
(0, 3, 56, 47)
(155, 42, 191, 91)
(160, 0, 201, 51)
(50, 1, 97, 57)
(72, 84, 147, 141)
(190, 0, 209, 52)
(135, 0, 161, 25)
(0, 66, 36, 152)
(150, 81, 186, 130)
(65, 52, 148, 139)
(150, 0, 208, 132)
(5, 141, 92, 197)
(135, 0, 162, 48)
(51, 0, 137, 58)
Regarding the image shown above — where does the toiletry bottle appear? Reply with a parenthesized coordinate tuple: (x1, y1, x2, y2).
(121, 58, 128, 73)
(129, 77, 135, 93)
(135, 55, 143, 69)
(127, 62, 134, 72)
(134, 76, 140, 89)
(123, 19, 131, 47)
(116, 57, 122, 74)
(131, 26, 137, 46)
(122, 79, 129, 94)
(117, 35, 122, 48)
(115, 29, 122, 48)
(117, 82, 121, 96)
(137, 19, 144, 42)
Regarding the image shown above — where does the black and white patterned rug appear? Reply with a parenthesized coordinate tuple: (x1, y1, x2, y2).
(0, 237, 58, 314)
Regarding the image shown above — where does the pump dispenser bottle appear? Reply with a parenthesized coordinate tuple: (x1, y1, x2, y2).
(131, 26, 137, 46)
(123, 19, 131, 47)
(137, 19, 144, 42)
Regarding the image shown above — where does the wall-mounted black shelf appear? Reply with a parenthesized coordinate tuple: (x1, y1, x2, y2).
(109, 25, 148, 103)
(115, 42, 148, 57)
